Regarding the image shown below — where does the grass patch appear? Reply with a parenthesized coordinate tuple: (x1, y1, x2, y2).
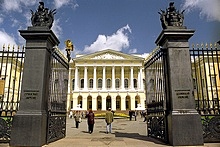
(94, 112, 129, 118)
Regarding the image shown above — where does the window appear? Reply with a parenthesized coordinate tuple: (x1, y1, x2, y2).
(211, 76, 217, 87)
(107, 79, 111, 88)
(115, 79, 120, 88)
(80, 79, 84, 88)
(134, 79, 137, 88)
(89, 79, 93, 88)
(193, 78, 196, 89)
(98, 79, 102, 88)
(72, 79, 75, 90)
(124, 79, 128, 88)
(149, 79, 154, 90)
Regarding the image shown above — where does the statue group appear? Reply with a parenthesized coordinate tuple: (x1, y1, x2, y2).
(159, 2, 185, 29)
(31, 2, 56, 29)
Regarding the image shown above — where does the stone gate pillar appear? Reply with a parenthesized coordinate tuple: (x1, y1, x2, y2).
(155, 2, 204, 146)
(10, 27, 59, 147)
(10, 2, 59, 146)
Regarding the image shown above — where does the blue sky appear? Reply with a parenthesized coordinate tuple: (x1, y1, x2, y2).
(0, 0, 219, 58)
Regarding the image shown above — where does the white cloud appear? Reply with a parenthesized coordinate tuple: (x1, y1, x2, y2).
(129, 48, 137, 54)
(182, 0, 220, 22)
(0, 17, 3, 24)
(54, 0, 79, 9)
(51, 19, 63, 40)
(83, 25, 132, 54)
(2, 0, 38, 12)
(0, 30, 17, 49)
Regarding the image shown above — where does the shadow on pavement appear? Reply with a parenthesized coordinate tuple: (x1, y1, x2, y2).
(115, 132, 169, 146)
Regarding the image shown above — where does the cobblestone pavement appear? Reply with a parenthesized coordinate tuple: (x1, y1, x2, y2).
(0, 116, 220, 147)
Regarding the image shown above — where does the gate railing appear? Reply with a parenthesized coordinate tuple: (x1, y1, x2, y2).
(0, 45, 25, 143)
(47, 47, 69, 143)
(144, 47, 168, 142)
(190, 43, 220, 142)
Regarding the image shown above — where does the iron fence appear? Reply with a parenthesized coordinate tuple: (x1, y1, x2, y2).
(47, 47, 69, 143)
(0, 45, 25, 143)
(190, 43, 220, 142)
(144, 47, 167, 142)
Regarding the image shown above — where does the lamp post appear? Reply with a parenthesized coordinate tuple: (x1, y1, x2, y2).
(65, 39, 74, 62)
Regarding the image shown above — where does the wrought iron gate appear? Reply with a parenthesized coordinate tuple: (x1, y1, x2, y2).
(47, 47, 69, 143)
(0, 45, 25, 143)
(190, 43, 220, 142)
(144, 47, 168, 142)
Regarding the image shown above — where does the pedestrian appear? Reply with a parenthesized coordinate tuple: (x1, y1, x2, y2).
(86, 109, 95, 134)
(69, 110, 73, 118)
(105, 108, 114, 134)
(143, 110, 147, 122)
(134, 110, 137, 121)
(74, 111, 81, 128)
(129, 110, 132, 121)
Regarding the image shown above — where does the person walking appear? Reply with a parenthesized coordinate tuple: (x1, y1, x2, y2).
(74, 111, 81, 128)
(105, 108, 114, 134)
(86, 109, 95, 134)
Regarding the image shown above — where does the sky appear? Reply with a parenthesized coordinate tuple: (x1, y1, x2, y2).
(0, 0, 219, 58)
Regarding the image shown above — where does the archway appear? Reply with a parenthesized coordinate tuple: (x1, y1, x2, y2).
(106, 96, 111, 109)
(126, 95, 131, 110)
(116, 95, 121, 110)
(97, 95, 102, 110)
(135, 95, 140, 108)
(77, 95, 82, 108)
(87, 95, 92, 110)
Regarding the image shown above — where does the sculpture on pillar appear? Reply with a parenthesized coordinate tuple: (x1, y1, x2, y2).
(65, 40, 74, 62)
(158, 2, 185, 29)
(30, 2, 56, 29)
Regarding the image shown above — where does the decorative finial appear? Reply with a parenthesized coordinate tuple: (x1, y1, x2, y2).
(65, 40, 74, 62)
(158, 2, 186, 29)
(30, 2, 56, 29)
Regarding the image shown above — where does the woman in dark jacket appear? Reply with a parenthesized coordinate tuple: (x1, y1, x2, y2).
(86, 109, 95, 134)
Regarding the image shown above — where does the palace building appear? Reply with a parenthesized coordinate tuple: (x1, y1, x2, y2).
(67, 49, 146, 111)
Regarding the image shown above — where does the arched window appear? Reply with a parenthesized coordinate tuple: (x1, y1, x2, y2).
(124, 79, 128, 88)
(72, 79, 75, 90)
(107, 79, 111, 88)
(115, 79, 120, 89)
(134, 79, 137, 88)
(80, 79, 84, 88)
(98, 79, 102, 88)
(89, 79, 93, 88)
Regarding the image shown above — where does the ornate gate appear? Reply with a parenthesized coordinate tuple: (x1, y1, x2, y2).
(0, 45, 25, 143)
(190, 43, 220, 142)
(47, 47, 69, 143)
(144, 47, 168, 142)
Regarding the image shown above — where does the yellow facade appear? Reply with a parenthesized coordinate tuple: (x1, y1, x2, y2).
(67, 49, 146, 111)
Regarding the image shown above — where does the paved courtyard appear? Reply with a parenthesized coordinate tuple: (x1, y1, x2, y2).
(0, 116, 219, 147)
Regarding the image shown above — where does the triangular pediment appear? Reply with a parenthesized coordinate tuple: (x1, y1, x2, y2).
(74, 49, 144, 61)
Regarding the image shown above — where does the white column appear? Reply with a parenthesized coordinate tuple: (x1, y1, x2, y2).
(92, 97, 96, 111)
(138, 68, 140, 89)
(130, 66, 134, 89)
(93, 66, 96, 90)
(84, 66, 88, 90)
(102, 97, 106, 110)
(67, 68, 72, 110)
(112, 96, 116, 111)
(121, 66, 124, 89)
(112, 66, 115, 90)
(74, 67, 78, 90)
(140, 67, 143, 90)
(82, 97, 87, 110)
(131, 97, 135, 110)
(102, 66, 106, 90)
(121, 97, 126, 110)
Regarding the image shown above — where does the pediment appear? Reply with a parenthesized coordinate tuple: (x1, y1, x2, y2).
(74, 49, 143, 61)
(91, 52, 124, 59)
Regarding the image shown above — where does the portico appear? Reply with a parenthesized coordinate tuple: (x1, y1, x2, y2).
(67, 49, 146, 111)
